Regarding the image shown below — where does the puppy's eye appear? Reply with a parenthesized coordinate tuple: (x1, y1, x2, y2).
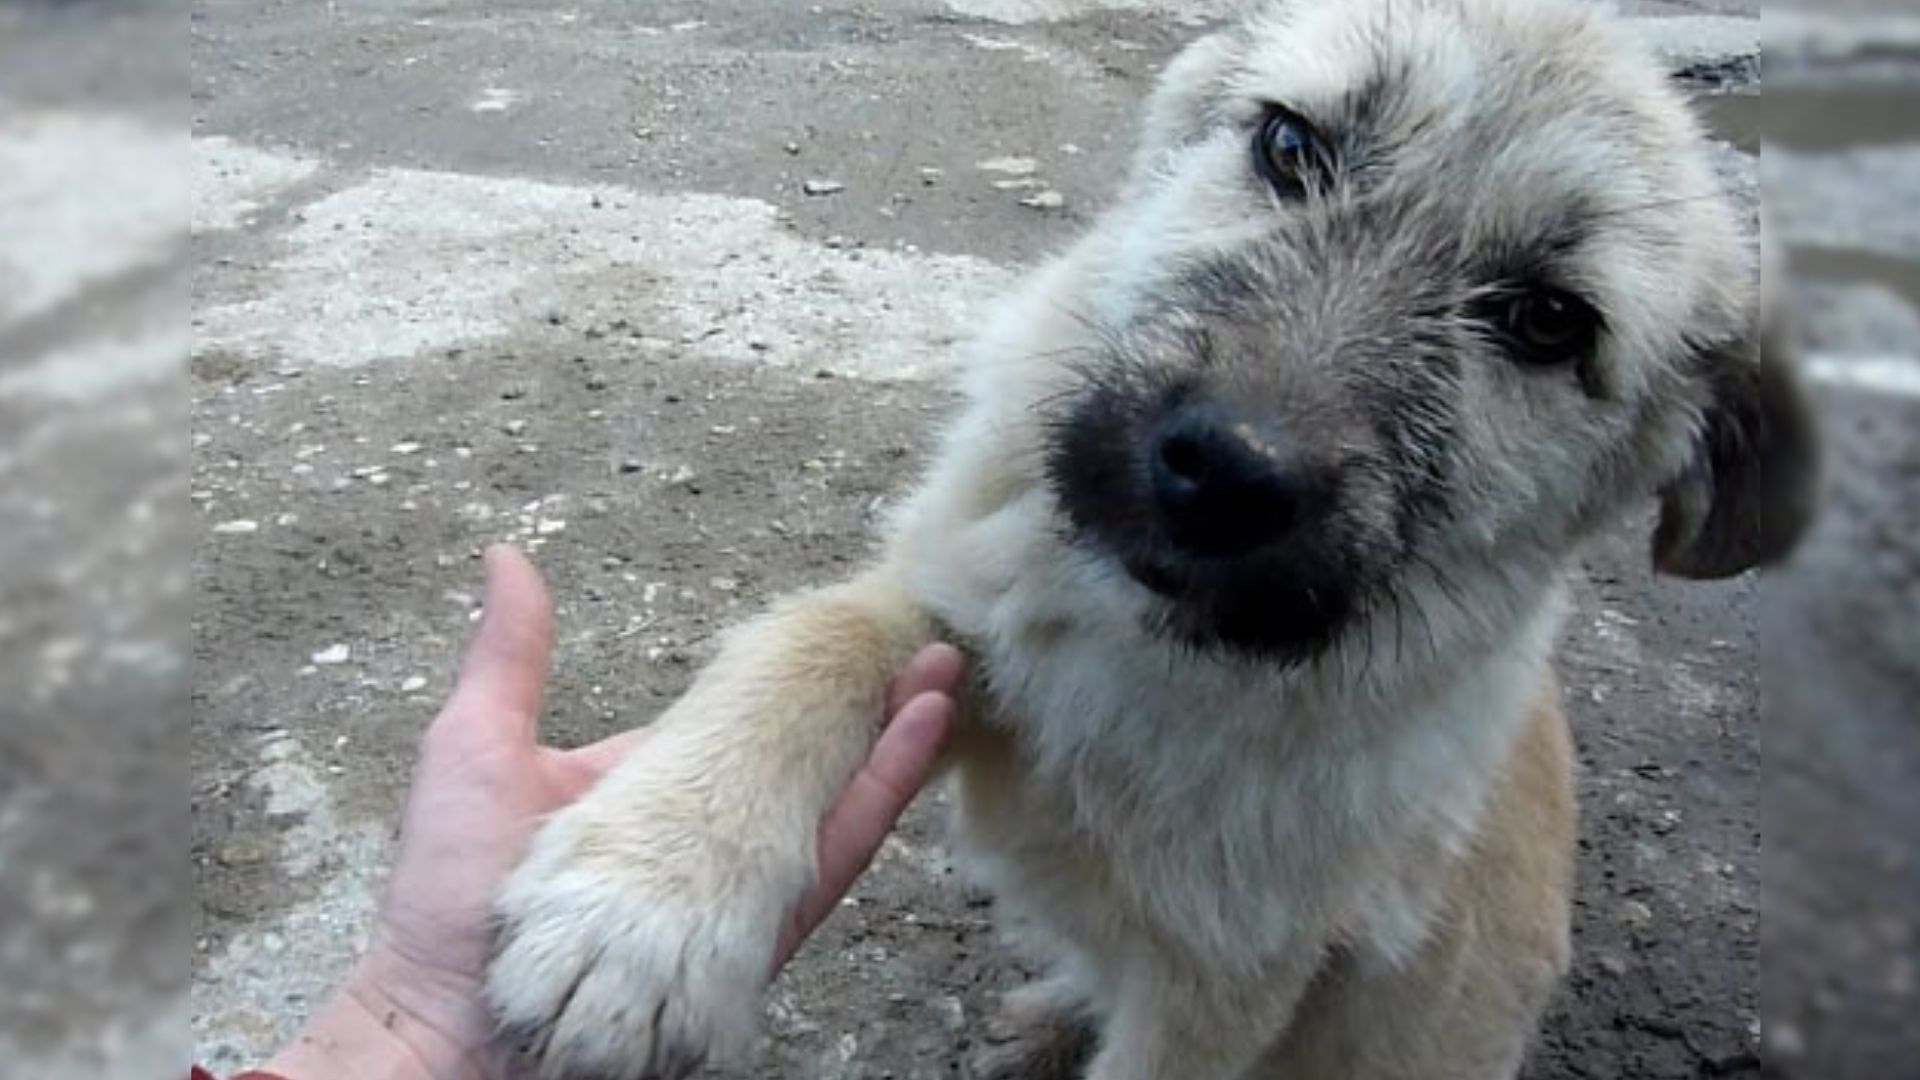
(1501, 287, 1600, 364)
(1253, 107, 1325, 198)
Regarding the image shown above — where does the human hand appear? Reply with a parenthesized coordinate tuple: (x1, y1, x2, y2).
(261, 545, 963, 1080)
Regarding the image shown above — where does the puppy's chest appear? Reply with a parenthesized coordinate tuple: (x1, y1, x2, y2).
(952, 633, 1503, 957)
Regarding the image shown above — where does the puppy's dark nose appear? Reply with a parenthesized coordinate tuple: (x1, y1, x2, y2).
(1150, 403, 1310, 557)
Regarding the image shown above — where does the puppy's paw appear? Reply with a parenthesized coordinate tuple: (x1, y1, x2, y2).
(972, 980, 1099, 1080)
(486, 806, 797, 1080)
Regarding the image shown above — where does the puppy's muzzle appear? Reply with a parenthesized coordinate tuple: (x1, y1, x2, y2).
(1048, 376, 1364, 659)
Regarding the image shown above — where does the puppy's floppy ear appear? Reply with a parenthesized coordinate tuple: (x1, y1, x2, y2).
(1651, 320, 1820, 579)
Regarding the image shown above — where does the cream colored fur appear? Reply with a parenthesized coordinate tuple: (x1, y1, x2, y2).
(485, 1, 1787, 1077)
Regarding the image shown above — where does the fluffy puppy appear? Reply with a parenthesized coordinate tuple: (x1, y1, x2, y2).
(485, 1, 1813, 1077)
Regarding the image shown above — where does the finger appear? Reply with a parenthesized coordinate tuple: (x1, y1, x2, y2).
(444, 544, 555, 743)
(775, 689, 955, 968)
(884, 642, 965, 718)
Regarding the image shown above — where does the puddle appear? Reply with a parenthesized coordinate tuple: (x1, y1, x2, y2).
(1695, 83, 1920, 154)
(1788, 245, 1920, 318)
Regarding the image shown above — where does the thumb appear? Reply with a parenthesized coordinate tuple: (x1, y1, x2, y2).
(444, 544, 555, 742)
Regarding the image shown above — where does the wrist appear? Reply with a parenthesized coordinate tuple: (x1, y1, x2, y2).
(261, 951, 496, 1080)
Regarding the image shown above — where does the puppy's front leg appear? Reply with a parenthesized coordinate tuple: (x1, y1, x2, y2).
(1086, 947, 1319, 1080)
(486, 570, 932, 1080)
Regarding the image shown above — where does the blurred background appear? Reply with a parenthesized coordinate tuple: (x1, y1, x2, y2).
(1759, 2, 1920, 1076)
(0, 0, 190, 1076)
(1, 0, 1914, 1077)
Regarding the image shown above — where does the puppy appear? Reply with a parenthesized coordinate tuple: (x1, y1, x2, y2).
(485, 1, 1813, 1077)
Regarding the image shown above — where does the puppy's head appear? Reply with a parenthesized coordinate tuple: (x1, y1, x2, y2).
(1042, 0, 1814, 661)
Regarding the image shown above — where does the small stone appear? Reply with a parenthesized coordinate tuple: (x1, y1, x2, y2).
(802, 178, 845, 196)
(783, 141, 802, 155)
(1019, 190, 1066, 211)
(215, 836, 271, 867)
(390, 441, 422, 455)
(618, 458, 645, 474)
(212, 519, 259, 535)
(535, 519, 567, 535)
(667, 465, 699, 487)
(1619, 900, 1654, 927)
(275, 513, 299, 527)
(399, 675, 429, 693)
(976, 155, 1038, 176)
(312, 644, 351, 665)
(918, 166, 943, 186)
(503, 419, 528, 436)
(992, 178, 1042, 190)
(710, 576, 739, 593)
